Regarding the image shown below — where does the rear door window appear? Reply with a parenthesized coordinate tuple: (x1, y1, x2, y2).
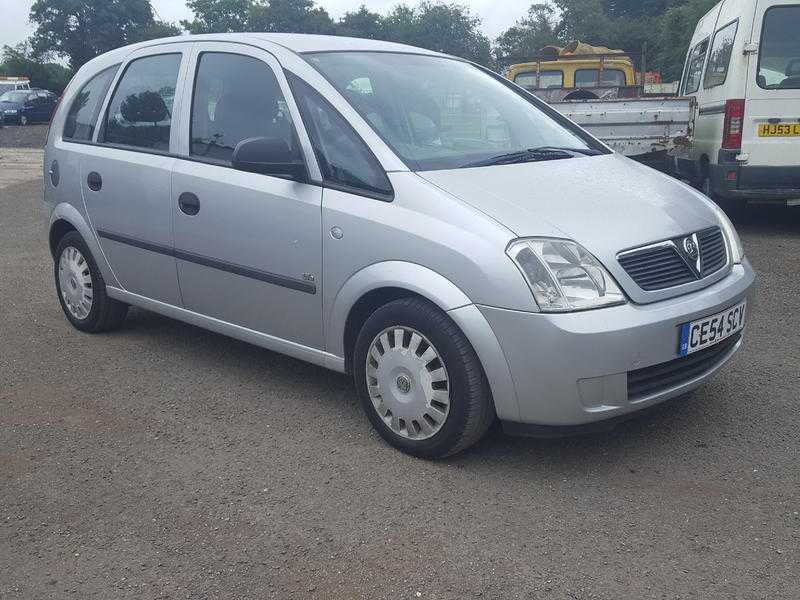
(682, 38, 709, 94)
(757, 5, 800, 89)
(190, 52, 299, 164)
(63, 65, 118, 141)
(103, 54, 181, 151)
(704, 20, 738, 88)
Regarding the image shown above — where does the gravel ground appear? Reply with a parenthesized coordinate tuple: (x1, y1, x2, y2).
(0, 123, 48, 148)
(1, 148, 799, 599)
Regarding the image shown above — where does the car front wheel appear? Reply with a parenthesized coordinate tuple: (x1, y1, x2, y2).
(353, 297, 495, 458)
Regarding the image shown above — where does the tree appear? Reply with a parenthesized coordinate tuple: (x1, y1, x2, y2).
(0, 43, 73, 93)
(337, 6, 386, 40)
(250, 0, 336, 34)
(183, 0, 336, 35)
(495, 4, 561, 60)
(182, 0, 257, 33)
(29, 0, 180, 71)
(652, 0, 718, 81)
(120, 90, 169, 126)
(383, 2, 492, 66)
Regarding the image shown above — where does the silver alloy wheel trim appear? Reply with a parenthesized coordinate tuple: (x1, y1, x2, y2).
(365, 326, 451, 440)
(20, 115, 27, 126)
(58, 246, 93, 320)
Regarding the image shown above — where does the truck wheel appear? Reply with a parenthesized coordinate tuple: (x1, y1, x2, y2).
(54, 231, 128, 333)
(353, 297, 495, 458)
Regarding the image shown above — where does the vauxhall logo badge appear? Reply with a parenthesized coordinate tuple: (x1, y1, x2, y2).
(680, 233, 702, 277)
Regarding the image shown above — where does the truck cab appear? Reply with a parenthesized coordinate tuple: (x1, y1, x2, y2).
(674, 0, 800, 206)
(505, 43, 639, 102)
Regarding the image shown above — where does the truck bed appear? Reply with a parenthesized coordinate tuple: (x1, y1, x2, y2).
(550, 96, 695, 171)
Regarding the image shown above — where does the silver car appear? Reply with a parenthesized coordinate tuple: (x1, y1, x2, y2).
(43, 34, 755, 457)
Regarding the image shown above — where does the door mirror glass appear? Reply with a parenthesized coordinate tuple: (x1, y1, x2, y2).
(231, 136, 306, 179)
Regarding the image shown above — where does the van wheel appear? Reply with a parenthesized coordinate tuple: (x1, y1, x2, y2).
(54, 231, 128, 333)
(353, 297, 495, 458)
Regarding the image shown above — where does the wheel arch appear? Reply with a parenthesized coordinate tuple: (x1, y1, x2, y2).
(48, 203, 119, 287)
(328, 262, 472, 370)
(328, 262, 521, 421)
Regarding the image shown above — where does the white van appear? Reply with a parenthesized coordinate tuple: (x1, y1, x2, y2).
(674, 0, 800, 206)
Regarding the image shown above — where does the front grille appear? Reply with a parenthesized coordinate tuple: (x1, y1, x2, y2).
(627, 333, 741, 401)
(618, 244, 695, 290)
(617, 227, 728, 291)
(697, 227, 727, 275)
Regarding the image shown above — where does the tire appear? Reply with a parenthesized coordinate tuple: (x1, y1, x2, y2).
(54, 231, 128, 333)
(353, 297, 495, 458)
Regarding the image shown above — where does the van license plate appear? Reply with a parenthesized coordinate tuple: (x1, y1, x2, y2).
(758, 123, 800, 137)
(678, 301, 746, 357)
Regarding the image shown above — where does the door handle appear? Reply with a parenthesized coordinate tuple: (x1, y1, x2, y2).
(178, 192, 200, 216)
(87, 171, 102, 192)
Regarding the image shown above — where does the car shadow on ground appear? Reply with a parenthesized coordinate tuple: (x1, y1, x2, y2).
(116, 305, 717, 474)
(730, 202, 800, 235)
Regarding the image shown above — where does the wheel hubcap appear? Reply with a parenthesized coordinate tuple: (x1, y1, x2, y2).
(58, 246, 93, 320)
(366, 326, 450, 440)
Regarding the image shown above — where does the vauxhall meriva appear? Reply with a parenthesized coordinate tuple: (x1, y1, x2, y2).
(44, 34, 755, 457)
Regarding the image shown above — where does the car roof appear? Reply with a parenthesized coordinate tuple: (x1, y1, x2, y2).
(85, 33, 450, 68)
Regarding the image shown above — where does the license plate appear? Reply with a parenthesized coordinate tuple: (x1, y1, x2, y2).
(758, 123, 800, 137)
(678, 301, 746, 357)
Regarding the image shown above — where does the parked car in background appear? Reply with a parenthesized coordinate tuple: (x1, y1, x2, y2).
(0, 89, 59, 125)
(43, 34, 754, 457)
(673, 0, 800, 207)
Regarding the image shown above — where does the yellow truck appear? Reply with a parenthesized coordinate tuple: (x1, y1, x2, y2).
(505, 42, 639, 101)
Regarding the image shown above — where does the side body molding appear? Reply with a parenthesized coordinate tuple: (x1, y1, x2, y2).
(49, 202, 121, 288)
(325, 261, 521, 421)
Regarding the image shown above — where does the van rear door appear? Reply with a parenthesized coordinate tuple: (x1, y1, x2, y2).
(743, 0, 800, 169)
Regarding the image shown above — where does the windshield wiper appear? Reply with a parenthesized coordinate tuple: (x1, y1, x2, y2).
(460, 146, 600, 169)
(529, 146, 604, 156)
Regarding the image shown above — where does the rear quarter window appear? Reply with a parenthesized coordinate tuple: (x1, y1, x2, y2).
(63, 65, 119, 141)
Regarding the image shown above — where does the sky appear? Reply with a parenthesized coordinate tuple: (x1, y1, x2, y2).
(0, 0, 530, 51)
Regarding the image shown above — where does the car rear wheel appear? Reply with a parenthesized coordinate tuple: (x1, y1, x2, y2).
(353, 297, 495, 458)
(54, 231, 128, 333)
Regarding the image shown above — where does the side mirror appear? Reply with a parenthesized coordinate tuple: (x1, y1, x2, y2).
(232, 137, 306, 180)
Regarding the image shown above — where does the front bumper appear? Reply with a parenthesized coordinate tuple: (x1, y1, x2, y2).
(475, 260, 755, 428)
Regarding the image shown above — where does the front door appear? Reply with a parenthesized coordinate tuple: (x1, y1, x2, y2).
(171, 43, 324, 350)
(81, 49, 190, 305)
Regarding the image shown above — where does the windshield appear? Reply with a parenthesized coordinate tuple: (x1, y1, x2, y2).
(305, 52, 596, 171)
(0, 91, 28, 103)
(758, 5, 800, 89)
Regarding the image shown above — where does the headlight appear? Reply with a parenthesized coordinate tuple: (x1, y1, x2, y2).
(507, 238, 626, 312)
(710, 204, 744, 263)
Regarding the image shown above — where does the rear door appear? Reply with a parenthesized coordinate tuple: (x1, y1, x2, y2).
(80, 46, 190, 305)
(743, 0, 800, 167)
